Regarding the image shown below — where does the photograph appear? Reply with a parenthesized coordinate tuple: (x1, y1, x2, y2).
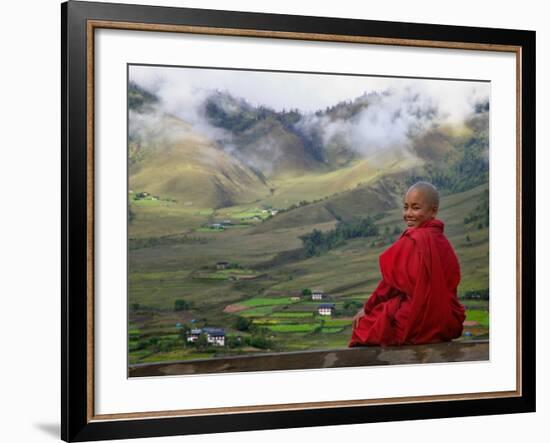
(59, 1, 536, 440)
(127, 64, 490, 376)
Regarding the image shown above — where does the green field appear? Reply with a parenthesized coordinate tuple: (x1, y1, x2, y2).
(240, 306, 277, 317)
(271, 312, 313, 318)
(465, 309, 490, 328)
(267, 324, 319, 333)
(321, 327, 345, 333)
(240, 297, 298, 307)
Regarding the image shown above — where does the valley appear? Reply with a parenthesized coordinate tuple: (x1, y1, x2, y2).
(127, 78, 490, 366)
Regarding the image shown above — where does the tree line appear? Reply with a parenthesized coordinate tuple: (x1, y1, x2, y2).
(299, 217, 379, 258)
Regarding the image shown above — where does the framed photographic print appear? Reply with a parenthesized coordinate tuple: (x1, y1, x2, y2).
(61, 0, 536, 441)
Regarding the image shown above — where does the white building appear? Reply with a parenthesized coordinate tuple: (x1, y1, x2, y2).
(311, 290, 324, 300)
(216, 261, 229, 270)
(186, 327, 226, 346)
(318, 303, 335, 316)
(203, 327, 225, 346)
(186, 328, 202, 343)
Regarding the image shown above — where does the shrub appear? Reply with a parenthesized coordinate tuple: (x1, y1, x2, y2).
(246, 335, 271, 349)
(174, 299, 191, 311)
(234, 316, 253, 332)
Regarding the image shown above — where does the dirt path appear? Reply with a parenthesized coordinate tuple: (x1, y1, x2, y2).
(223, 304, 248, 313)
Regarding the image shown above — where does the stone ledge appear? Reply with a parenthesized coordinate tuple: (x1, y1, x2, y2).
(129, 339, 489, 377)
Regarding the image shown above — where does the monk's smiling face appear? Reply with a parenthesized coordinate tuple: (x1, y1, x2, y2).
(403, 188, 438, 228)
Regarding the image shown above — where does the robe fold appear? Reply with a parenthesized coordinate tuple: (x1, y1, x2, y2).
(348, 218, 466, 347)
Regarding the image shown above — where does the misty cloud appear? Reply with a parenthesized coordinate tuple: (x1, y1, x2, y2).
(129, 107, 190, 146)
(130, 64, 488, 114)
(129, 65, 489, 163)
(297, 88, 441, 158)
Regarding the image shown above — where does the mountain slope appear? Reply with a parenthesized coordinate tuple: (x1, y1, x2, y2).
(128, 83, 489, 212)
(129, 114, 270, 208)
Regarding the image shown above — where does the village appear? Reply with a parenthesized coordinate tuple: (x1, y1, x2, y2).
(202, 207, 280, 231)
(184, 286, 339, 348)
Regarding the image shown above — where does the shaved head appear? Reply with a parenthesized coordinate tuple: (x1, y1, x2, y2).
(406, 181, 440, 207)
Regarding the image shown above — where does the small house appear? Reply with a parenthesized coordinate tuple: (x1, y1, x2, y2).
(311, 289, 324, 300)
(186, 328, 202, 343)
(318, 303, 335, 316)
(290, 296, 300, 302)
(216, 261, 229, 270)
(202, 327, 226, 346)
(186, 327, 226, 346)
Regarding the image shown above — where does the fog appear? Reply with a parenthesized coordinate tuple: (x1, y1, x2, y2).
(129, 64, 489, 160)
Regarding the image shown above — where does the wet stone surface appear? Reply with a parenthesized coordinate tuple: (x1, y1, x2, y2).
(129, 340, 489, 377)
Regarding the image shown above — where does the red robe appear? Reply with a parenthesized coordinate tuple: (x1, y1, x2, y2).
(349, 218, 465, 347)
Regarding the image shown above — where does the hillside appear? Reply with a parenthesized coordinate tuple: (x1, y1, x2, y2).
(129, 84, 488, 216)
(229, 116, 324, 177)
(129, 114, 270, 209)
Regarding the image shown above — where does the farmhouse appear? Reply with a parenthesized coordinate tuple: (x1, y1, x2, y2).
(311, 289, 324, 300)
(216, 261, 229, 270)
(186, 328, 202, 343)
(186, 327, 226, 346)
(318, 303, 335, 316)
(135, 191, 150, 199)
(202, 327, 226, 346)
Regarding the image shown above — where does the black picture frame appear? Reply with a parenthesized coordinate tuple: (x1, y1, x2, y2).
(61, 1, 536, 441)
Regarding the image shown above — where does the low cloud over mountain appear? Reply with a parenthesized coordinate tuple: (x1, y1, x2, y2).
(128, 68, 489, 208)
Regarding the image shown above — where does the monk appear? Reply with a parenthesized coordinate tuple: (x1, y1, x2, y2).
(348, 181, 466, 347)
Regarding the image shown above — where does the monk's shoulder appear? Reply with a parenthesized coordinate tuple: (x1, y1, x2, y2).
(406, 226, 428, 240)
(389, 229, 418, 253)
(379, 230, 420, 272)
(407, 227, 458, 256)
(400, 228, 421, 244)
(406, 226, 444, 246)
